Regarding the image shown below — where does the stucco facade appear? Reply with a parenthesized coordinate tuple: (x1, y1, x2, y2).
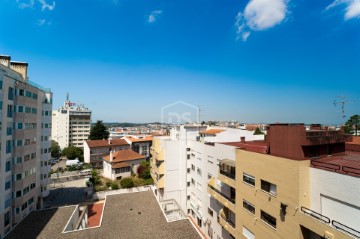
(0, 55, 52, 238)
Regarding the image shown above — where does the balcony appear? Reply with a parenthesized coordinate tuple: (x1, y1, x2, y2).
(151, 170, 164, 188)
(150, 159, 164, 175)
(207, 177, 236, 213)
(218, 208, 236, 237)
(298, 206, 360, 239)
(218, 159, 236, 188)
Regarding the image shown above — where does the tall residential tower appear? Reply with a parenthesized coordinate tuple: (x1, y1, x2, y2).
(52, 96, 91, 149)
(0, 55, 52, 238)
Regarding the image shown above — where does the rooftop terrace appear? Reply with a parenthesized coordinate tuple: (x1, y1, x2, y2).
(6, 191, 200, 239)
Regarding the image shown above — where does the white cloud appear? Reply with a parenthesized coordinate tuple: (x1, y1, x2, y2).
(326, 0, 360, 20)
(346, 0, 360, 19)
(37, 19, 46, 25)
(235, 0, 288, 41)
(38, 0, 55, 11)
(148, 10, 162, 23)
(17, 0, 35, 9)
(37, 19, 51, 26)
(17, 0, 55, 11)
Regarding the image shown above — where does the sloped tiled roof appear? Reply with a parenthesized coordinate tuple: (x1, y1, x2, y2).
(104, 149, 145, 163)
(126, 136, 153, 143)
(86, 139, 129, 148)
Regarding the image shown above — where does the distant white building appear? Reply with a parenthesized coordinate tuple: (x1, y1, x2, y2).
(52, 96, 91, 149)
(103, 149, 146, 180)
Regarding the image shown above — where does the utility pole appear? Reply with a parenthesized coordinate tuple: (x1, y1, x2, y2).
(333, 94, 350, 126)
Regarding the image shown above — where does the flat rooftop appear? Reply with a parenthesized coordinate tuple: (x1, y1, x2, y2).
(6, 191, 200, 239)
(221, 141, 268, 154)
(311, 152, 360, 177)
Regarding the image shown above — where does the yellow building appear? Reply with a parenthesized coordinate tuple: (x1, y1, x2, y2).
(209, 124, 355, 239)
(150, 137, 165, 194)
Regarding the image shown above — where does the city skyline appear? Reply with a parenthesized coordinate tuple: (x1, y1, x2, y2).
(1, 0, 359, 124)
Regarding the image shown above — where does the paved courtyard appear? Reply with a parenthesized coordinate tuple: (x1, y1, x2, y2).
(44, 179, 90, 208)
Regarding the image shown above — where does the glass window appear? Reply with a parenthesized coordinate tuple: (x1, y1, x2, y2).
(243, 200, 255, 214)
(5, 161, 11, 172)
(261, 180, 277, 196)
(261, 210, 276, 229)
(5, 181, 11, 190)
(243, 173, 255, 186)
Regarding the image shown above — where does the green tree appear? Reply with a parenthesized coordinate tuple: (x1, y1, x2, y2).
(253, 127, 264, 135)
(120, 177, 134, 188)
(89, 169, 102, 186)
(345, 114, 360, 136)
(62, 146, 83, 160)
(137, 161, 151, 179)
(89, 120, 109, 140)
(51, 140, 61, 158)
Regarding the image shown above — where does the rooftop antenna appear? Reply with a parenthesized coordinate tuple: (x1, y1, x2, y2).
(333, 94, 351, 125)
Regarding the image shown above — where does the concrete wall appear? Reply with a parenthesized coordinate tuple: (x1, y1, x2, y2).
(310, 167, 360, 231)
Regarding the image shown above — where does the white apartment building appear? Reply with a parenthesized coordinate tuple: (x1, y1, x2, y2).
(150, 125, 264, 239)
(187, 129, 264, 239)
(0, 55, 52, 238)
(52, 97, 91, 149)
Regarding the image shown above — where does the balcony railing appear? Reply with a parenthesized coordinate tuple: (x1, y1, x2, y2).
(220, 213, 235, 228)
(332, 220, 360, 238)
(208, 185, 235, 204)
(300, 206, 330, 224)
(219, 170, 235, 180)
(301, 206, 360, 239)
(311, 160, 360, 177)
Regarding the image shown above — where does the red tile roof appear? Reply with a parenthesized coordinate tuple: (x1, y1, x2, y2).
(200, 129, 225, 135)
(86, 139, 129, 148)
(104, 149, 145, 163)
(126, 136, 153, 143)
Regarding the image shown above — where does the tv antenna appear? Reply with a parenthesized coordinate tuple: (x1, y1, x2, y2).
(333, 94, 351, 125)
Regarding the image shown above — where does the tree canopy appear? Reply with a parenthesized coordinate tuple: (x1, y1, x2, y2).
(62, 146, 83, 161)
(51, 140, 61, 158)
(345, 114, 360, 136)
(89, 120, 110, 140)
(253, 127, 264, 135)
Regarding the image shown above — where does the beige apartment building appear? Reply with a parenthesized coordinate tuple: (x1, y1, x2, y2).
(209, 124, 358, 239)
(0, 55, 52, 238)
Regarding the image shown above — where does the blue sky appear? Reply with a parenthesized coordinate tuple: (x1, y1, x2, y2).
(0, 0, 359, 124)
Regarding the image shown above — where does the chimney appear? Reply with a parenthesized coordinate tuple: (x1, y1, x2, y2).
(110, 150, 113, 162)
(10, 61, 28, 81)
(108, 138, 111, 145)
(0, 55, 11, 67)
(240, 137, 245, 143)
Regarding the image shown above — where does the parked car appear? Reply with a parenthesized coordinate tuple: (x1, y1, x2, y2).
(66, 159, 83, 167)
(80, 169, 91, 176)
